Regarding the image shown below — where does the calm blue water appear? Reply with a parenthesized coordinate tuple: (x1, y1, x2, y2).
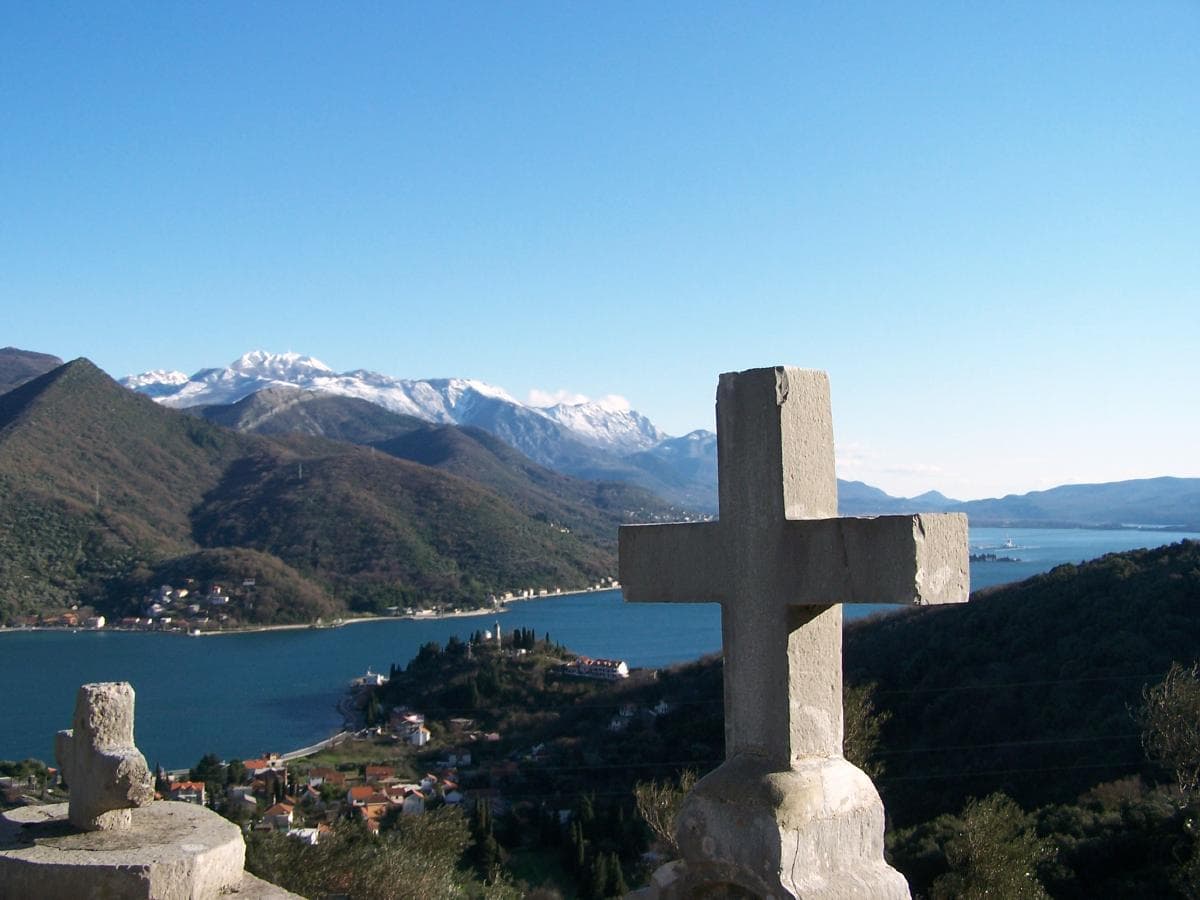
(1, 526, 1193, 768)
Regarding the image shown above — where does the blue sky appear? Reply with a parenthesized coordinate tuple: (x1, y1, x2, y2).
(3, 3, 1197, 500)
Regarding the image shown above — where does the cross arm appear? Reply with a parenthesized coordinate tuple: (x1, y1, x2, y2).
(779, 512, 969, 605)
(619, 521, 730, 603)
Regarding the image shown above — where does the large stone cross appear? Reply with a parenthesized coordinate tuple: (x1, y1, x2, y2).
(620, 367, 968, 898)
(55, 682, 154, 831)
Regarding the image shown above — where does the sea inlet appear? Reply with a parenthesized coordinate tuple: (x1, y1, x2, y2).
(1, 526, 1194, 768)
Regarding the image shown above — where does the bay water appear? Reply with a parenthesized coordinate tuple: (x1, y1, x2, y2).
(1, 526, 1194, 768)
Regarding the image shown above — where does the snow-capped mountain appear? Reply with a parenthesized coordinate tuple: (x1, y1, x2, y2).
(229, 350, 332, 380)
(534, 396, 664, 453)
(124, 352, 515, 425)
(121, 369, 191, 398)
(122, 351, 664, 455)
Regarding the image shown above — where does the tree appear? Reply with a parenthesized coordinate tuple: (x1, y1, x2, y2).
(189, 752, 226, 805)
(576, 792, 596, 828)
(246, 809, 477, 899)
(470, 799, 504, 882)
(365, 692, 382, 726)
(605, 851, 628, 897)
(929, 793, 1052, 900)
(587, 852, 609, 900)
(1139, 661, 1200, 799)
(564, 818, 587, 874)
(844, 681, 889, 779)
(633, 769, 697, 860)
(189, 752, 224, 785)
(412, 641, 442, 668)
(478, 663, 501, 697)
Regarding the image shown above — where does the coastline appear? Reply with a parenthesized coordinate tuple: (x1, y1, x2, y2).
(0, 608, 507, 639)
(0, 586, 621, 639)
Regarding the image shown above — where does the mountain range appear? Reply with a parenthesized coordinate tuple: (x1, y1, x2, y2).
(123, 351, 1200, 529)
(123, 351, 714, 510)
(1, 346, 1195, 626)
(0, 355, 685, 624)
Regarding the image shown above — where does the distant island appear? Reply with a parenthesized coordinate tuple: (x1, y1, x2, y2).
(968, 552, 1021, 563)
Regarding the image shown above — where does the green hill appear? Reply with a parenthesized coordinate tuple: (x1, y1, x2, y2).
(190, 437, 614, 613)
(0, 359, 255, 612)
(197, 387, 688, 549)
(0, 347, 63, 393)
(374, 423, 687, 545)
(356, 542, 1200, 897)
(0, 360, 624, 623)
(193, 385, 429, 445)
(845, 539, 1200, 826)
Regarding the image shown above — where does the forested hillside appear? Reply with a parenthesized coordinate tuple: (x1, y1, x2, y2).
(0, 360, 660, 623)
(255, 541, 1200, 897)
(196, 385, 690, 544)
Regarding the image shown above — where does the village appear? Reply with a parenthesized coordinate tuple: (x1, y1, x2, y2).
(133, 624, 678, 864)
(1, 575, 622, 634)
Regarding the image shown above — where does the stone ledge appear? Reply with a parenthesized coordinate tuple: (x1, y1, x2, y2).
(0, 801, 256, 900)
(233, 872, 306, 899)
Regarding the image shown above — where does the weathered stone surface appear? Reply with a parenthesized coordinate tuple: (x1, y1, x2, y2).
(238, 872, 308, 899)
(668, 756, 908, 899)
(0, 801, 282, 899)
(9, 683, 302, 898)
(55, 682, 154, 831)
(619, 366, 970, 898)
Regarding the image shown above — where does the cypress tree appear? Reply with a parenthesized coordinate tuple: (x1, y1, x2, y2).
(589, 853, 609, 900)
(606, 851, 628, 896)
(578, 792, 596, 827)
(540, 804, 561, 847)
(573, 819, 587, 872)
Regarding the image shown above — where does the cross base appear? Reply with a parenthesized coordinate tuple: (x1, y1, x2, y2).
(0, 801, 263, 900)
(633, 755, 909, 900)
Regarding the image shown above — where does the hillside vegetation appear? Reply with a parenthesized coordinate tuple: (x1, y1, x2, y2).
(0, 347, 63, 393)
(197, 387, 690, 548)
(847, 539, 1200, 825)
(0, 359, 653, 624)
(330, 541, 1200, 896)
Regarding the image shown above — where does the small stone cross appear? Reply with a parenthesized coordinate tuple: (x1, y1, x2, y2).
(55, 682, 154, 831)
(620, 367, 969, 767)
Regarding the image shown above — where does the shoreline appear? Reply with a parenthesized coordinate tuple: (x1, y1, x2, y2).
(0, 586, 622, 639)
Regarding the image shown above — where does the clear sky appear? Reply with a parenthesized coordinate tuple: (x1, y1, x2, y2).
(3, 3, 1196, 500)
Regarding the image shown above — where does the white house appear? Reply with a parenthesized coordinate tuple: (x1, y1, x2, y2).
(407, 725, 431, 747)
(568, 657, 630, 680)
